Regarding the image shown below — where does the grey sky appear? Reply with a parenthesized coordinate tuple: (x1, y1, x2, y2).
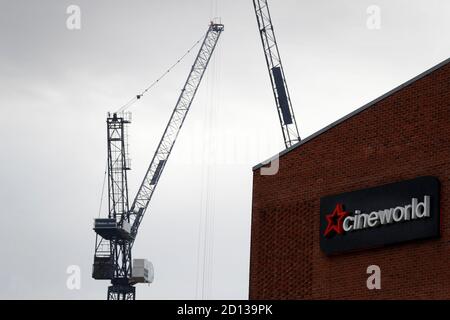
(0, 0, 449, 299)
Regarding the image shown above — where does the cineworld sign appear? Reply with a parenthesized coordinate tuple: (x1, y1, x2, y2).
(320, 176, 440, 255)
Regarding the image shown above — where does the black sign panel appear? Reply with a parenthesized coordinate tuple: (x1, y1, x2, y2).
(320, 176, 440, 255)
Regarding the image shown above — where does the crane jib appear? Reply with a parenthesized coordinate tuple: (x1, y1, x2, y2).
(129, 22, 224, 237)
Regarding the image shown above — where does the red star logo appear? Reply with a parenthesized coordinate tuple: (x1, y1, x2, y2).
(324, 203, 349, 237)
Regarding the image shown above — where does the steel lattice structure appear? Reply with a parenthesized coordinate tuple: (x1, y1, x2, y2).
(93, 22, 224, 300)
(129, 23, 224, 240)
(253, 0, 301, 148)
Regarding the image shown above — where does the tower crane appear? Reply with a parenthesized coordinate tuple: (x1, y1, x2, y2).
(92, 22, 224, 300)
(252, 0, 301, 148)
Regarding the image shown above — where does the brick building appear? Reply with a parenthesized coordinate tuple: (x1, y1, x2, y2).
(249, 58, 450, 299)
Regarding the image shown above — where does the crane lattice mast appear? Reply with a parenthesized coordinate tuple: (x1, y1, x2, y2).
(253, 0, 301, 148)
(92, 22, 224, 300)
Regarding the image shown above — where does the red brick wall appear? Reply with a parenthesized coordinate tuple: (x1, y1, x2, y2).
(249, 61, 450, 299)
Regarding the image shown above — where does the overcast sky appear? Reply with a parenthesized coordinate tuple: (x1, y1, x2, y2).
(0, 0, 449, 299)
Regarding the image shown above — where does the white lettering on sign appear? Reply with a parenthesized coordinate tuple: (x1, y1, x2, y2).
(342, 196, 431, 232)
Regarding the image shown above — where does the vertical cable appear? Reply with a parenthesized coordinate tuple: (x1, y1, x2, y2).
(98, 161, 108, 217)
(196, 0, 221, 300)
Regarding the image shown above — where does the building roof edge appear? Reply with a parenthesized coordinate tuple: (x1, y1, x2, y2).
(253, 57, 450, 171)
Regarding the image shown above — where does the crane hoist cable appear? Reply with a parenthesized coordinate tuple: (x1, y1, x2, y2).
(115, 33, 206, 113)
(195, 3, 222, 299)
(199, 72, 215, 299)
(206, 51, 219, 299)
(195, 52, 213, 299)
(196, 38, 221, 299)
